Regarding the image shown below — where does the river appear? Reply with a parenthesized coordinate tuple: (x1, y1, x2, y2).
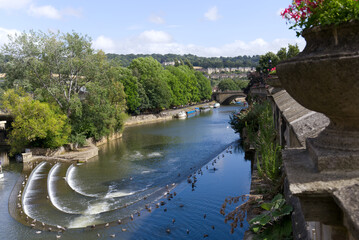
(0, 106, 251, 240)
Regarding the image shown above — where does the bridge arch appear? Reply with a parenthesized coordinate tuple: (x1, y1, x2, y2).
(221, 94, 246, 105)
(212, 91, 247, 105)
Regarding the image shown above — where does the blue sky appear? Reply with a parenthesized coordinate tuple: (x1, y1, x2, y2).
(0, 0, 304, 57)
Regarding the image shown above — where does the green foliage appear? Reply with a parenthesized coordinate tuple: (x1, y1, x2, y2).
(115, 67, 141, 114)
(218, 78, 239, 91)
(129, 57, 172, 111)
(106, 53, 260, 68)
(230, 102, 282, 182)
(249, 194, 293, 240)
(258, 52, 280, 74)
(276, 44, 300, 62)
(71, 75, 127, 140)
(70, 132, 87, 147)
(1, 30, 104, 117)
(283, 0, 359, 36)
(230, 102, 268, 134)
(195, 71, 212, 100)
(165, 64, 211, 106)
(2, 30, 129, 142)
(1, 89, 70, 155)
(248, 102, 282, 182)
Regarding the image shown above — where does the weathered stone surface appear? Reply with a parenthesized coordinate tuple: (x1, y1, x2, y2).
(283, 149, 359, 239)
(266, 75, 281, 88)
(277, 21, 359, 131)
(307, 138, 359, 172)
(283, 149, 359, 196)
(284, 178, 311, 240)
(333, 184, 359, 240)
(271, 90, 329, 147)
(277, 21, 359, 171)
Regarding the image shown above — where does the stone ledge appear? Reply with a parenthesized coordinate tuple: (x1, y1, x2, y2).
(271, 90, 329, 147)
(283, 148, 359, 196)
(333, 184, 359, 239)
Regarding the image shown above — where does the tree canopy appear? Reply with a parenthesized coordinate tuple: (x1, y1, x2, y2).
(2, 89, 70, 155)
(107, 53, 260, 68)
(0, 30, 214, 154)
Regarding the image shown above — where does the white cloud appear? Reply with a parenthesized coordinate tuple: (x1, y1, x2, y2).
(93, 35, 116, 53)
(92, 30, 305, 57)
(149, 14, 165, 24)
(28, 4, 62, 19)
(0, 0, 31, 9)
(204, 6, 221, 21)
(0, 1, 82, 19)
(138, 30, 173, 43)
(0, 27, 20, 46)
(62, 7, 82, 18)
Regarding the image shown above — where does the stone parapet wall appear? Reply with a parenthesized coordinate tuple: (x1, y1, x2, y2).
(267, 84, 359, 240)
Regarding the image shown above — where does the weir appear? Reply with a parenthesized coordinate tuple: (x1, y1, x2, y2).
(5, 107, 251, 239)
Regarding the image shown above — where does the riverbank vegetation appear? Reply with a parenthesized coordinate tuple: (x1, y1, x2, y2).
(227, 101, 293, 239)
(217, 78, 250, 91)
(0, 30, 212, 154)
(230, 101, 282, 183)
(107, 53, 260, 68)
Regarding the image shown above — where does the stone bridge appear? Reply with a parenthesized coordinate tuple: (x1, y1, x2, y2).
(212, 90, 246, 105)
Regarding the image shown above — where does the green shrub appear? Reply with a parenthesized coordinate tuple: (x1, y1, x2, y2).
(249, 194, 293, 239)
(2, 89, 71, 155)
(231, 101, 282, 182)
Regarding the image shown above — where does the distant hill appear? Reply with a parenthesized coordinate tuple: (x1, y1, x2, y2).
(106, 53, 260, 68)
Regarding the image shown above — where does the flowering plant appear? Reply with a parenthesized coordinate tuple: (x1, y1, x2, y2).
(281, 0, 359, 36)
(269, 67, 277, 75)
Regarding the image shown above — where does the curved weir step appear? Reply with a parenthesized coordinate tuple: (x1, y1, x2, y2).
(22, 161, 81, 227)
(65, 164, 100, 197)
(23, 161, 171, 229)
(47, 163, 98, 214)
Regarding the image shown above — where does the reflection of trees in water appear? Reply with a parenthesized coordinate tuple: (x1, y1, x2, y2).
(0, 151, 9, 166)
(98, 137, 125, 155)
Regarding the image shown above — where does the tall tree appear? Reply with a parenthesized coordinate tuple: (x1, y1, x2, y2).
(1, 31, 106, 118)
(258, 52, 280, 73)
(1, 89, 70, 155)
(129, 57, 171, 111)
(218, 79, 239, 91)
(195, 71, 212, 100)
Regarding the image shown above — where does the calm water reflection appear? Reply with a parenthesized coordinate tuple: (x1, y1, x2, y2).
(0, 106, 251, 239)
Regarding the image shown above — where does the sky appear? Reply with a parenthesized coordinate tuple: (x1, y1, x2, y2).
(0, 0, 305, 57)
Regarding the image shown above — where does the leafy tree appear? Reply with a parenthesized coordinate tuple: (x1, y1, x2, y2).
(1, 89, 70, 155)
(166, 65, 200, 103)
(234, 79, 250, 89)
(2, 30, 129, 142)
(71, 81, 126, 140)
(184, 59, 193, 69)
(258, 52, 280, 74)
(276, 44, 300, 62)
(287, 44, 300, 59)
(1, 30, 106, 118)
(106, 53, 260, 68)
(276, 48, 287, 62)
(129, 57, 171, 111)
(163, 67, 186, 106)
(218, 78, 239, 91)
(195, 71, 212, 100)
(113, 67, 141, 114)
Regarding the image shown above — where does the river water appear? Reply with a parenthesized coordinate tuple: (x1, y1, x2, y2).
(0, 106, 251, 240)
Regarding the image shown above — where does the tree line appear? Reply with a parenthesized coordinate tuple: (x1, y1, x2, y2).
(0, 31, 212, 155)
(107, 53, 260, 68)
